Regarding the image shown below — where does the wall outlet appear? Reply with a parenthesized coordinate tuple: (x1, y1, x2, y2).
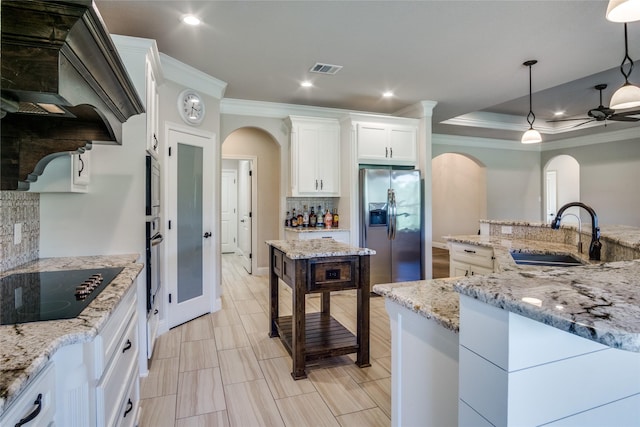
(14, 223, 22, 245)
(501, 225, 512, 235)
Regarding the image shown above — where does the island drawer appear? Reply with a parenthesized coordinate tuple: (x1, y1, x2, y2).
(307, 257, 359, 292)
(450, 242, 494, 269)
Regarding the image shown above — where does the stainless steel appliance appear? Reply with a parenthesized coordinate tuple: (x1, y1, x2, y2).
(146, 155, 162, 313)
(0, 268, 124, 325)
(360, 168, 423, 287)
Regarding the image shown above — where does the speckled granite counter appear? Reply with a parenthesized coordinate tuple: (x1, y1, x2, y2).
(373, 229, 640, 352)
(0, 254, 143, 414)
(266, 238, 375, 259)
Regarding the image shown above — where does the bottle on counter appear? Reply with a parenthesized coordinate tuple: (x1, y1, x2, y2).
(309, 206, 317, 227)
(324, 208, 333, 228)
(291, 208, 298, 227)
(302, 205, 309, 227)
(297, 208, 303, 228)
(316, 205, 324, 227)
(332, 208, 339, 228)
(285, 211, 290, 227)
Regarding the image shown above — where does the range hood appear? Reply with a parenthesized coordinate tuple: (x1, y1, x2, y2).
(1, 0, 144, 190)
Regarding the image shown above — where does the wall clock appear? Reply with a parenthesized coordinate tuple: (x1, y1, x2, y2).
(177, 89, 205, 125)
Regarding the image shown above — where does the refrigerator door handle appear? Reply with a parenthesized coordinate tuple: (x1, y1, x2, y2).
(387, 189, 393, 240)
(391, 191, 397, 240)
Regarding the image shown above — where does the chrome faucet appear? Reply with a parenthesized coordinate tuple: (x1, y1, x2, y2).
(559, 212, 582, 254)
(551, 202, 601, 260)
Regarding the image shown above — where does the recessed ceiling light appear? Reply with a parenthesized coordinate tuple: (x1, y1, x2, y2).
(182, 15, 201, 26)
(554, 111, 565, 116)
(300, 81, 313, 88)
(383, 91, 394, 98)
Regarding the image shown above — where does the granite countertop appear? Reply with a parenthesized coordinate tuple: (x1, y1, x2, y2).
(0, 254, 143, 414)
(266, 238, 375, 259)
(373, 233, 640, 352)
(284, 227, 349, 233)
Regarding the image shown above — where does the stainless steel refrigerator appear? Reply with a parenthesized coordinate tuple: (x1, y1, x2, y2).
(360, 168, 423, 287)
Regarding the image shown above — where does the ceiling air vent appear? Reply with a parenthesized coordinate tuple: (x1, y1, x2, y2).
(310, 63, 343, 75)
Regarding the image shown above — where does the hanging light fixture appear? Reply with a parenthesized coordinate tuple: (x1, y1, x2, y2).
(606, 0, 640, 23)
(522, 60, 542, 144)
(610, 23, 640, 109)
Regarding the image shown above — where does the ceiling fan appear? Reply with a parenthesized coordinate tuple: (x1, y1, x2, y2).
(547, 84, 640, 128)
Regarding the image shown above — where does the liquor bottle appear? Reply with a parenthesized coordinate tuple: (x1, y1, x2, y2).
(297, 208, 303, 227)
(309, 206, 317, 227)
(291, 208, 298, 227)
(332, 208, 339, 228)
(302, 205, 309, 227)
(316, 205, 324, 227)
(285, 211, 290, 227)
(324, 208, 333, 228)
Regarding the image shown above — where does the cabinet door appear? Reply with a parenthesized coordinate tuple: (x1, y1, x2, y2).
(146, 58, 159, 157)
(296, 125, 321, 194)
(450, 260, 470, 278)
(357, 123, 388, 161)
(316, 125, 339, 194)
(388, 126, 417, 164)
(470, 265, 494, 276)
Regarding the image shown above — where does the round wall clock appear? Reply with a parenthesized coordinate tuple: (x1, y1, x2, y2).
(177, 89, 205, 125)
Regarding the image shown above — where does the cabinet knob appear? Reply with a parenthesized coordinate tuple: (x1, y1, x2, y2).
(203, 232, 212, 238)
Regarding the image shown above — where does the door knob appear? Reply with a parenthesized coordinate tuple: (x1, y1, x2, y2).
(240, 219, 245, 223)
(203, 232, 212, 238)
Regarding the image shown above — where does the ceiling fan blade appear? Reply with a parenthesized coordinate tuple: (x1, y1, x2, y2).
(571, 119, 595, 128)
(612, 109, 640, 117)
(608, 116, 640, 122)
(546, 117, 591, 123)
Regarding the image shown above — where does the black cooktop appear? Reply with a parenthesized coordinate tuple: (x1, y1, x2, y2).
(0, 267, 124, 325)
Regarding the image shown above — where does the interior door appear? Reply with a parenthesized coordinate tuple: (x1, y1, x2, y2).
(221, 169, 238, 254)
(545, 170, 557, 223)
(167, 129, 214, 328)
(238, 160, 252, 273)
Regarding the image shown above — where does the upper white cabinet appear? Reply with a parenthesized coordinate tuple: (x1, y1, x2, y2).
(356, 122, 417, 165)
(28, 151, 91, 193)
(145, 57, 160, 157)
(287, 116, 340, 196)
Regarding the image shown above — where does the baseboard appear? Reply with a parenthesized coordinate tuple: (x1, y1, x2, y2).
(255, 266, 268, 276)
(432, 241, 448, 250)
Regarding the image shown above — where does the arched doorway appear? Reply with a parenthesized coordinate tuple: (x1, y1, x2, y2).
(432, 153, 487, 247)
(543, 155, 580, 224)
(221, 127, 281, 275)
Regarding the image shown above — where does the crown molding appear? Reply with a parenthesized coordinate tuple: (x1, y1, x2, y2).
(541, 126, 640, 151)
(433, 133, 540, 152)
(395, 100, 438, 118)
(160, 53, 227, 99)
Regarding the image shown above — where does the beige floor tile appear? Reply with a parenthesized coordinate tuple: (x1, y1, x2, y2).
(218, 347, 264, 384)
(176, 367, 226, 418)
(247, 331, 289, 360)
(181, 315, 215, 342)
(240, 311, 269, 334)
(139, 395, 176, 427)
(153, 327, 182, 359)
(224, 379, 285, 427)
(308, 366, 377, 416)
(176, 410, 230, 427)
(276, 392, 340, 427)
(360, 377, 391, 418)
(259, 356, 316, 399)
(336, 407, 391, 427)
(179, 339, 219, 372)
(375, 356, 392, 374)
(234, 298, 264, 315)
(214, 324, 251, 350)
(141, 357, 179, 399)
(210, 305, 242, 327)
(343, 355, 391, 383)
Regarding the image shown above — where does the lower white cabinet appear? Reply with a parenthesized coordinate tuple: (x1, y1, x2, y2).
(0, 362, 56, 427)
(284, 229, 350, 244)
(449, 242, 494, 277)
(147, 297, 161, 359)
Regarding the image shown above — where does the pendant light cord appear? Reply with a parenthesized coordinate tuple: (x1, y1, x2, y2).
(525, 60, 537, 129)
(620, 23, 634, 84)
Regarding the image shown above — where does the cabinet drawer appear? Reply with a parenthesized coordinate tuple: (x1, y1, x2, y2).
(0, 363, 56, 427)
(450, 242, 494, 269)
(96, 313, 139, 427)
(116, 365, 140, 427)
(308, 257, 358, 292)
(272, 249, 284, 278)
(95, 285, 136, 376)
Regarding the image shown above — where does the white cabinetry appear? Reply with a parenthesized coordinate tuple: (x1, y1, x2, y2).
(0, 363, 56, 427)
(287, 116, 340, 196)
(356, 122, 417, 166)
(449, 242, 494, 277)
(28, 151, 91, 193)
(284, 229, 350, 244)
(145, 57, 160, 157)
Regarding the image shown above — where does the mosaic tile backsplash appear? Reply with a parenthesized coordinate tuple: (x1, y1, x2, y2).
(0, 192, 39, 272)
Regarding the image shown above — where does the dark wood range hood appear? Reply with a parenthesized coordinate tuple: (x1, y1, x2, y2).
(1, 0, 144, 190)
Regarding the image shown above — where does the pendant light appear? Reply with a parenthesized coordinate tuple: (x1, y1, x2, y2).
(522, 60, 542, 144)
(610, 23, 640, 110)
(606, 0, 640, 23)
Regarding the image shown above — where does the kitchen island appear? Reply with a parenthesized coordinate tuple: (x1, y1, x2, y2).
(374, 224, 640, 427)
(266, 238, 375, 379)
(0, 254, 143, 424)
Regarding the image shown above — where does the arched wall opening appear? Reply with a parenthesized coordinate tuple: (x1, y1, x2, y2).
(432, 152, 487, 247)
(543, 155, 580, 224)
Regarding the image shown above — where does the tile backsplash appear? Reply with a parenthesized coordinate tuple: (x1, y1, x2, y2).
(0, 191, 39, 272)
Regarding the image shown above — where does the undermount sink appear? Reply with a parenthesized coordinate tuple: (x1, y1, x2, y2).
(510, 252, 583, 267)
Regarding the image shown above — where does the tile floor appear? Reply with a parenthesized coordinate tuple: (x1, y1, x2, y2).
(138, 253, 393, 427)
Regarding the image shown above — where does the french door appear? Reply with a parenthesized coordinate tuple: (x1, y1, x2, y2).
(167, 129, 214, 328)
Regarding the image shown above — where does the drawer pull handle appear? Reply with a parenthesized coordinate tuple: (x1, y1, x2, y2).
(123, 398, 133, 418)
(463, 249, 476, 254)
(15, 393, 42, 427)
(154, 309, 159, 315)
(122, 339, 132, 353)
